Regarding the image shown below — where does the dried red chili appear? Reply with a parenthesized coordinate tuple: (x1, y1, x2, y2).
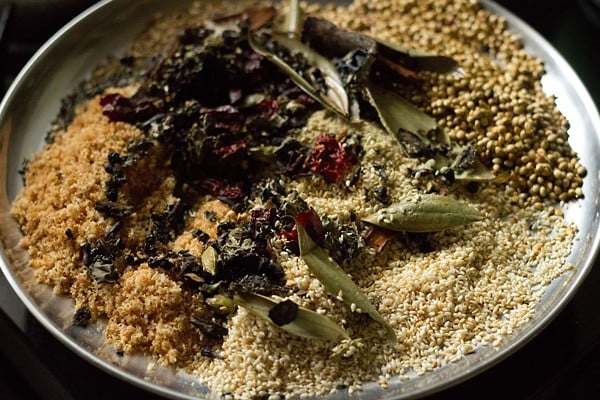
(304, 134, 355, 183)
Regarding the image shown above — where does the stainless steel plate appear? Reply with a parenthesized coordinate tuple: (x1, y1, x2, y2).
(1, 1, 599, 399)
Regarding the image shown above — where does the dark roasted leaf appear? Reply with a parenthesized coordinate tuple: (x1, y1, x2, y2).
(94, 200, 133, 218)
(191, 315, 228, 339)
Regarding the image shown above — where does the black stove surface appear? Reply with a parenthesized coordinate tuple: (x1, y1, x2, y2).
(1, 1, 599, 399)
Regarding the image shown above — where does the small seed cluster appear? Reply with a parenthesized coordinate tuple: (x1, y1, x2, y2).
(315, 0, 586, 207)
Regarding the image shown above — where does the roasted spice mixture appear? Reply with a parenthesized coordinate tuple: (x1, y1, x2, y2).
(11, 0, 584, 398)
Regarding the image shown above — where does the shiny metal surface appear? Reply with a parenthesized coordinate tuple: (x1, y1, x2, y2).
(0, 1, 599, 399)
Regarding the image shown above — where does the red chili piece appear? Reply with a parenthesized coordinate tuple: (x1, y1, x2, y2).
(305, 134, 354, 183)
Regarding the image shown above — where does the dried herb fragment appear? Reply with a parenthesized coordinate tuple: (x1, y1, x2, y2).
(201, 346, 224, 359)
(100, 92, 159, 124)
(198, 178, 245, 205)
(94, 200, 133, 218)
(363, 194, 482, 232)
(81, 222, 122, 283)
(321, 217, 364, 263)
(191, 315, 228, 339)
(296, 223, 395, 341)
(192, 228, 210, 242)
(372, 185, 390, 205)
(72, 307, 92, 327)
(274, 139, 310, 177)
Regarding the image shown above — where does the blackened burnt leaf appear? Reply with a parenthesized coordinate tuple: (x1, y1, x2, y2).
(72, 307, 92, 327)
(191, 315, 228, 339)
(100, 92, 161, 124)
(94, 200, 133, 218)
(147, 200, 187, 247)
(229, 274, 289, 296)
(268, 299, 299, 326)
(214, 221, 285, 286)
(197, 178, 246, 205)
(321, 217, 364, 263)
(81, 222, 123, 283)
(274, 139, 310, 177)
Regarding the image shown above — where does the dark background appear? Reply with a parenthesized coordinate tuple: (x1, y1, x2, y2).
(1, 1, 599, 399)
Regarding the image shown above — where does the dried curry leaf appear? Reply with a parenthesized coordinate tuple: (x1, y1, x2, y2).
(431, 145, 507, 182)
(297, 223, 396, 341)
(248, 31, 349, 117)
(363, 193, 482, 233)
(233, 291, 348, 341)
